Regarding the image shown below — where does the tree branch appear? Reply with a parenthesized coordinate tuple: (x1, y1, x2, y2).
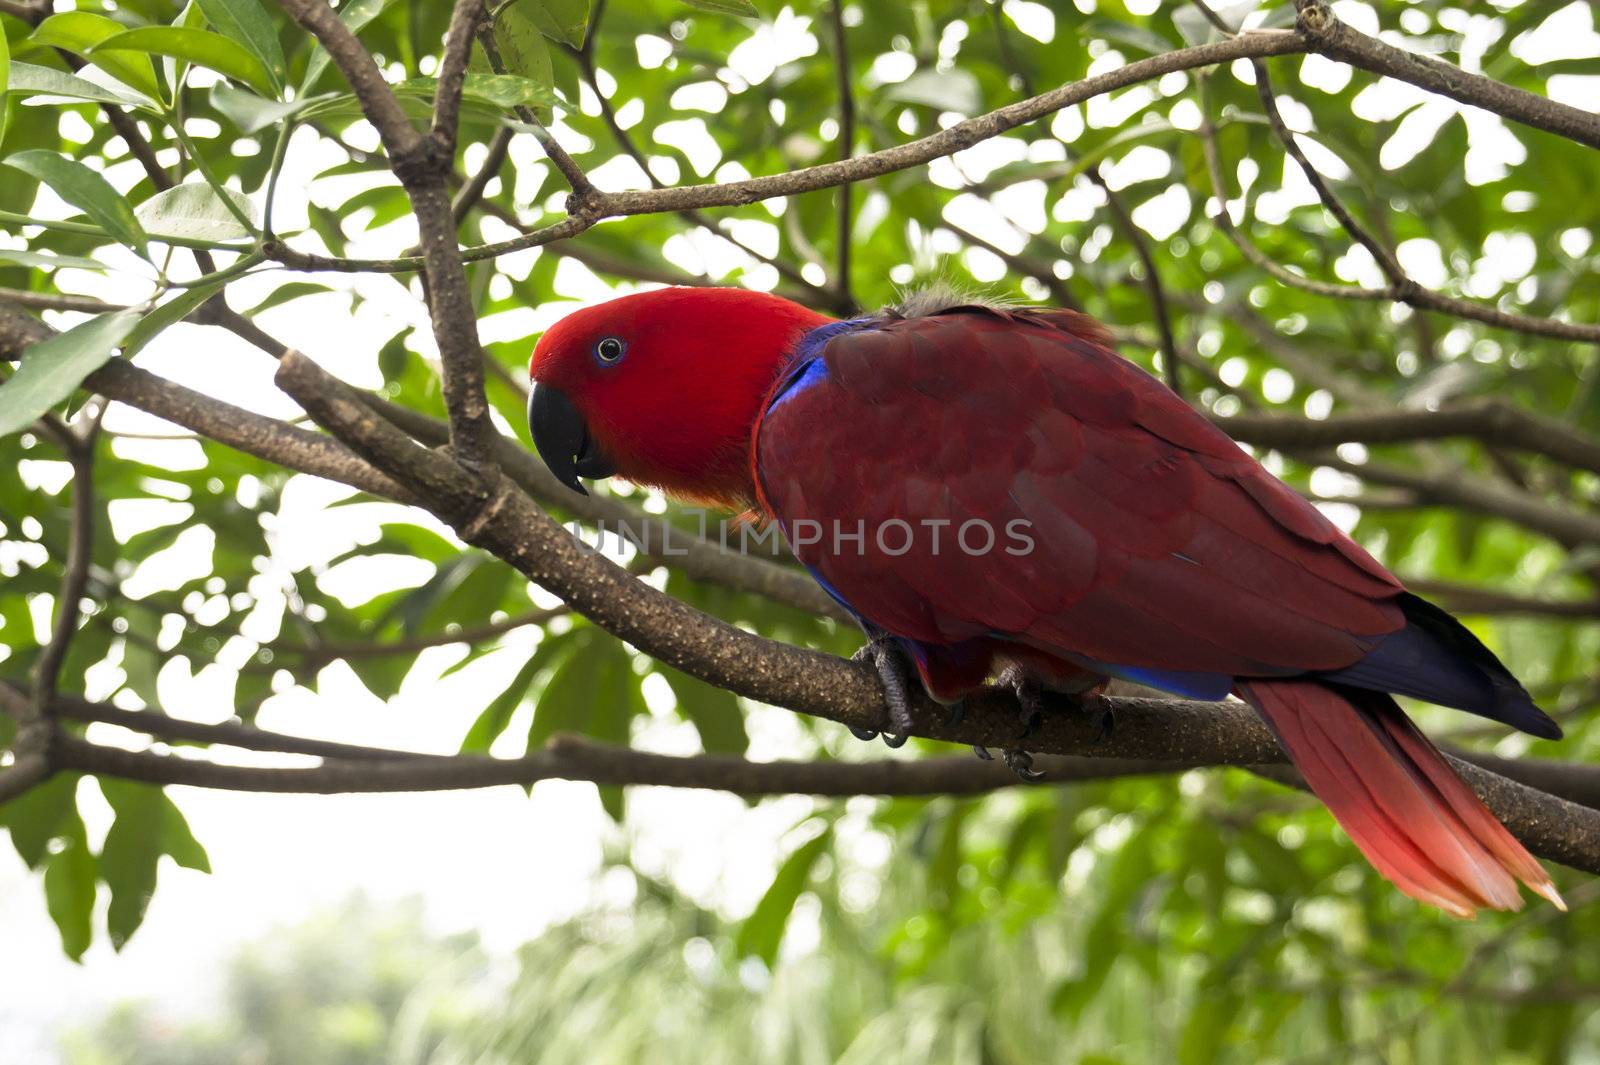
(272, 0, 421, 160)
(0, 753, 53, 804)
(562, 16, 846, 312)
(827, 0, 855, 306)
(1216, 401, 1600, 477)
(452, 125, 513, 224)
(430, 0, 485, 162)
(474, 22, 595, 204)
(31, 417, 97, 717)
(1091, 162, 1182, 396)
(1197, 74, 1600, 344)
(0, 287, 126, 314)
(263, 31, 1309, 279)
(1406, 579, 1600, 621)
(1294, 0, 1600, 151)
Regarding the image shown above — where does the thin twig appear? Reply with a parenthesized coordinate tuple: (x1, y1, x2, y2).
(1091, 162, 1182, 396)
(452, 125, 514, 224)
(30, 418, 98, 717)
(430, 0, 486, 161)
(0, 287, 127, 314)
(827, 0, 855, 307)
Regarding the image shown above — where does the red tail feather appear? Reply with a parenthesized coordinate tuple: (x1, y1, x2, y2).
(1236, 679, 1563, 917)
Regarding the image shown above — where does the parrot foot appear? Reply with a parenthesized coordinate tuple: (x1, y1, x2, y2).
(851, 636, 916, 747)
(996, 665, 1044, 740)
(1091, 701, 1115, 744)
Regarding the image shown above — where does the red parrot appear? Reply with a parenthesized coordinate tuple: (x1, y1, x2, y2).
(526, 285, 1565, 917)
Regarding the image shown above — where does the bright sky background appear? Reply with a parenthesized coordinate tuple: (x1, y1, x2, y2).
(3, 1, 1597, 1059)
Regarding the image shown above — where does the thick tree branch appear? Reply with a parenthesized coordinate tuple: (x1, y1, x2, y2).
(90, 360, 410, 500)
(0, 302, 412, 499)
(1294, 0, 1600, 151)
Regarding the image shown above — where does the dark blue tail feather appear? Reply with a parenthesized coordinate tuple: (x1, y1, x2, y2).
(1317, 593, 1561, 740)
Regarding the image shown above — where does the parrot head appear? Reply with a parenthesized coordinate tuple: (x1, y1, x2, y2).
(527, 287, 832, 508)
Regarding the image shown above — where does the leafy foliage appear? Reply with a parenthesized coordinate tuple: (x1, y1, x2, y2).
(2, 0, 1600, 1057)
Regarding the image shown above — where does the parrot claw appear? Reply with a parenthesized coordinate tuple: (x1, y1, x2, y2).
(852, 635, 916, 747)
(848, 725, 881, 742)
(972, 744, 992, 760)
(942, 699, 968, 729)
(996, 666, 1044, 740)
(1092, 703, 1116, 744)
(1001, 748, 1045, 782)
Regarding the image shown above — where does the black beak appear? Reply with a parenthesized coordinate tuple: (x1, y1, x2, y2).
(527, 383, 615, 496)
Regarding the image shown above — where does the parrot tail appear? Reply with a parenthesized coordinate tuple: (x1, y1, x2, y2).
(1236, 678, 1564, 918)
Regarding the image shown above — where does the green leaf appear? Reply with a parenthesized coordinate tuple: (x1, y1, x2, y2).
(93, 26, 278, 98)
(239, 280, 334, 316)
(210, 82, 320, 134)
(0, 771, 79, 868)
(3, 150, 149, 257)
(98, 780, 210, 950)
(0, 310, 142, 439)
(395, 72, 561, 114)
(1082, 17, 1175, 56)
(29, 13, 164, 101)
(124, 280, 224, 356)
(736, 824, 832, 965)
(883, 69, 982, 114)
(459, 634, 573, 754)
(525, 0, 589, 49)
(299, 0, 387, 94)
(0, 248, 109, 272)
(679, 0, 757, 16)
(5, 61, 150, 108)
(195, 0, 286, 95)
(494, 4, 556, 108)
(662, 667, 748, 755)
(43, 819, 97, 961)
(134, 181, 258, 241)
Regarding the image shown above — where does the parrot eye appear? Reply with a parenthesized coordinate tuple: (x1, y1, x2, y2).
(593, 336, 627, 366)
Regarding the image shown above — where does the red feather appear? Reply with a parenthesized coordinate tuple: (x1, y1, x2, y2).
(754, 305, 1404, 675)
